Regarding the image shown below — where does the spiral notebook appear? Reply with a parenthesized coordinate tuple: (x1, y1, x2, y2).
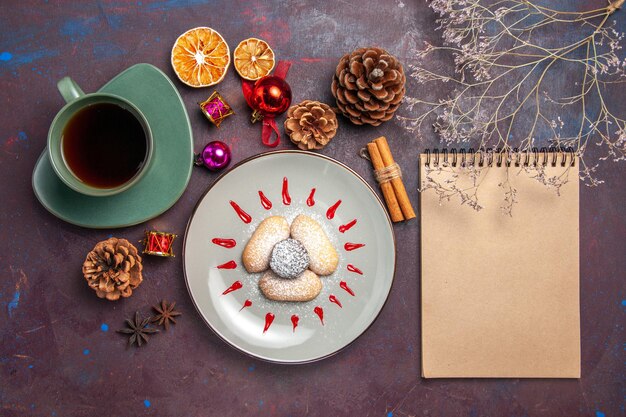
(419, 149, 580, 378)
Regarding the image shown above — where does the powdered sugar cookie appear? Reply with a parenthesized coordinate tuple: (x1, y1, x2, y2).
(259, 269, 322, 302)
(242, 216, 290, 273)
(290, 214, 339, 276)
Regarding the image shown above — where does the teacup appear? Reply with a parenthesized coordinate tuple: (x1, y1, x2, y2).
(48, 77, 153, 197)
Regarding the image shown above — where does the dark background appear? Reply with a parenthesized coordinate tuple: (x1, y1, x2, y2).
(1, 1, 624, 416)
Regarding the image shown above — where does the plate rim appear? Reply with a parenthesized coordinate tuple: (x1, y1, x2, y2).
(31, 63, 193, 229)
(182, 150, 397, 364)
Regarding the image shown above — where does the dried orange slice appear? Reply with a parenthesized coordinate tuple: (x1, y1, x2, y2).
(233, 38, 275, 81)
(171, 27, 230, 88)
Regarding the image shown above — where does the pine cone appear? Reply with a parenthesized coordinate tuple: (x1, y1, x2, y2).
(82, 238, 143, 301)
(284, 100, 338, 150)
(331, 47, 405, 126)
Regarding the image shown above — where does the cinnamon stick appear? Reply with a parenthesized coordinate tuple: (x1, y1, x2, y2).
(367, 142, 404, 223)
(373, 136, 416, 220)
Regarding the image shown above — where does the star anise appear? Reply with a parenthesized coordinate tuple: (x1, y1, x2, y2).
(117, 311, 158, 347)
(151, 300, 181, 331)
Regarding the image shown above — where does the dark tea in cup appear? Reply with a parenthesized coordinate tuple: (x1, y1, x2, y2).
(62, 102, 148, 189)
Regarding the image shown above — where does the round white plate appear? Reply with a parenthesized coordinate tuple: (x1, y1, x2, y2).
(183, 151, 396, 363)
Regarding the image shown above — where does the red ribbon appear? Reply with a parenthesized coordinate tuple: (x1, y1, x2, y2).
(261, 119, 281, 147)
(242, 60, 292, 147)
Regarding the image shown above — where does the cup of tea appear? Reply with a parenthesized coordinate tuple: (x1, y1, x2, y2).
(47, 77, 153, 197)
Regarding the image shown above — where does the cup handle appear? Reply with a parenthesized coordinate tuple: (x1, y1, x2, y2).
(57, 77, 85, 103)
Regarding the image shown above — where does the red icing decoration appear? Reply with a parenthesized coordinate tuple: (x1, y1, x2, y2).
(222, 281, 242, 295)
(313, 306, 324, 325)
(347, 264, 363, 275)
(339, 219, 357, 233)
(291, 315, 299, 332)
(229, 200, 252, 224)
(326, 200, 342, 219)
(258, 191, 272, 210)
(212, 238, 236, 248)
(344, 243, 365, 251)
(239, 299, 252, 311)
(263, 312, 275, 333)
(282, 177, 291, 205)
(306, 188, 316, 207)
(340, 281, 355, 296)
(329, 295, 342, 308)
(217, 260, 237, 269)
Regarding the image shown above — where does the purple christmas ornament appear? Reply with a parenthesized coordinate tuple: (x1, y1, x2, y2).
(195, 141, 232, 171)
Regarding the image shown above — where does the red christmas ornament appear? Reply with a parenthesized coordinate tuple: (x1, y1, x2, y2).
(248, 76, 292, 122)
(241, 60, 292, 147)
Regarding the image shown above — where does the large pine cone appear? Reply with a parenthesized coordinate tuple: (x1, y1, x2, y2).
(284, 100, 338, 150)
(331, 47, 405, 126)
(82, 238, 143, 301)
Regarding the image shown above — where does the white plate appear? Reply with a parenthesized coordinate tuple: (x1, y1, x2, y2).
(183, 151, 396, 363)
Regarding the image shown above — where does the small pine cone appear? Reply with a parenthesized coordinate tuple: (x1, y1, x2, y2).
(331, 47, 405, 126)
(82, 238, 143, 301)
(284, 100, 338, 150)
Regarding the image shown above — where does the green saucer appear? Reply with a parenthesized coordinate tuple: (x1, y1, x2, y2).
(32, 64, 193, 228)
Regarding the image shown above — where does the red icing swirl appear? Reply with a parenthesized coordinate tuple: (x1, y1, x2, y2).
(306, 188, 316, 207)
(326, 200, 341, 219)
(229, 200, 252, 224)
(347, 264, 363, 275)
(212, 238, 236, 248)
(329, 295, 342, 308)
(339, 219, 357, 233)
(263, 312, 275, 333)
(217, 260, 237, 269)
(282, 177, 291, 205)
(344, 243, 365, 251)
(222, 281, 242, 295)
(239, 299, 252, 311)
(313, 306, 324, 325)
(340, 281, 355, 296)
(258, 191, 272, 210)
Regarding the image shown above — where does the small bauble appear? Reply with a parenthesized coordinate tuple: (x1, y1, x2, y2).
(248, 75, 292, 121)
(197, 141, 231, 171)
(331, 47, 406, 126)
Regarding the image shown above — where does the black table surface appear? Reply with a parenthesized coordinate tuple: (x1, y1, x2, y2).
(1, 1, 624, 416)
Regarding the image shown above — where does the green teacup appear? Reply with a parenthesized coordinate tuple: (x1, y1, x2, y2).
(48, 77, 153, 197)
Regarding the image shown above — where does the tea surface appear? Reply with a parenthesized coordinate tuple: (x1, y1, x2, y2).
(62, 103, 147, 188)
